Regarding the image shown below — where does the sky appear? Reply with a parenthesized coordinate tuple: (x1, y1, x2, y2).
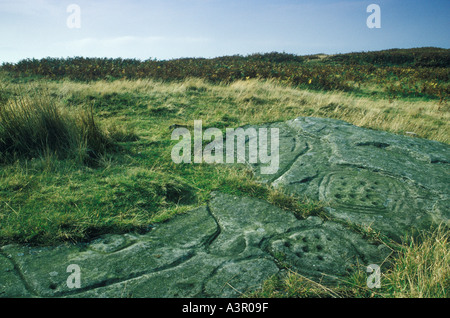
(0, 0, 449, 63)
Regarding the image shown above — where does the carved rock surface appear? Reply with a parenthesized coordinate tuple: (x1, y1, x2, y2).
(0, 193, 389, 298)
(248, 117, 449, 240)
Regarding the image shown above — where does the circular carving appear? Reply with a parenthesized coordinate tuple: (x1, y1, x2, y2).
(318, 170, 417, 215)
(268, 229, 359, 278)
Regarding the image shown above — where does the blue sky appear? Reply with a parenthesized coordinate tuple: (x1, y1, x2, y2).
(1, 0, 449, 63)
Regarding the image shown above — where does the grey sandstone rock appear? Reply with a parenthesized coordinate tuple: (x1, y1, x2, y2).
(247, 117, 449, 240)
(0, 192, 389, 297)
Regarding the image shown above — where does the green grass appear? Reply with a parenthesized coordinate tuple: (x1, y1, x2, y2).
(0, 89, 114, 164)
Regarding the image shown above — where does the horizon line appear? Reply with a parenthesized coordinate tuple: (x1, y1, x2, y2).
(2, 46, 449, 65)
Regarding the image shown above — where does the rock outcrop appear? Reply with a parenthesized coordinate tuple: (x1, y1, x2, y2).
(247, 117, 449, 240)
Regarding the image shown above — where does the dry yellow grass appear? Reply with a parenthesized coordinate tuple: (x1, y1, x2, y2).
(2, 76, 448, 144)
(382, 224, 449, 298)
(32, 77, 449, 143)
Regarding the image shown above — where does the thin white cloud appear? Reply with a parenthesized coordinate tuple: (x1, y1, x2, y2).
(62, 35, 209, 50)
(45, 35, 212, 60)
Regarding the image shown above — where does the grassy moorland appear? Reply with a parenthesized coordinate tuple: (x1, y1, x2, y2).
(0, 48, 448, 297)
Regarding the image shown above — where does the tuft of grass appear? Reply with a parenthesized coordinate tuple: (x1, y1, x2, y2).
(104, 122, 140, 142)
(380, 224, 449, 298)
(266, 187, 327, 220)
(245, 270, 341, 298)
(0, 90, 113, 164)
(0, 93, 77, 160)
